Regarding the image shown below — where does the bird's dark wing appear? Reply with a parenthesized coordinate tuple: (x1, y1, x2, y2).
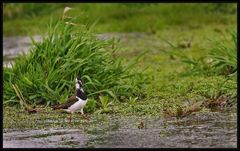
(52, 95, 78, 110)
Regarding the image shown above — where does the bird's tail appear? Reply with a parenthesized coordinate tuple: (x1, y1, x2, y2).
(52, 104, 65, 110)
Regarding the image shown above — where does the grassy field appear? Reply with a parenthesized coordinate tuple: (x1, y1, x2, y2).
(3, 3, 237, 36)
(3, 3, 237, 125)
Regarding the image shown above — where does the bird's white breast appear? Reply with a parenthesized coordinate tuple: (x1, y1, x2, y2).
(68, 97, 88, 113)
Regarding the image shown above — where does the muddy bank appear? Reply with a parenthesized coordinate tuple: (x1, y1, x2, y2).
(3, 107, 237, 148)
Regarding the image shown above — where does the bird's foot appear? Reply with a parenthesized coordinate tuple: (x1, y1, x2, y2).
(68, 115, 73, 125)
(80, 113, 90, 121)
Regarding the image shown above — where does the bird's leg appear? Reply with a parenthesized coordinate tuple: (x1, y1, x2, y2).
(80, 108, 84, 115)
(68, 113, 72, 124)
(80, 109, 89, 121)
(80, 109, 86, 118)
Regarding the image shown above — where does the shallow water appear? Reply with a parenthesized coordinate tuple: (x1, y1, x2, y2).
(3, 108, 237, 148)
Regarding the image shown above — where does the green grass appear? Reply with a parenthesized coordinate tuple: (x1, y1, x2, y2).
(208, 31, 237, 75)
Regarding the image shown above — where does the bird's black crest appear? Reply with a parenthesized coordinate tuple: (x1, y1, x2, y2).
(77, 75, 81, 81)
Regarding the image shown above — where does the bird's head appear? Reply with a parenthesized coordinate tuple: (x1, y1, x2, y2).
(75, 76, 83, 89)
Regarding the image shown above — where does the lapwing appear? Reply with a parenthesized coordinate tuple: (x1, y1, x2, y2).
(52, 76, 88, 123)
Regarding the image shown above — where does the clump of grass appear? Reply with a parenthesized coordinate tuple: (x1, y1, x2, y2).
(208, 31, 237, 76)
(174, 31, 237, 76)
(95, 96, 113, 114)
(3, 9, 146, 108)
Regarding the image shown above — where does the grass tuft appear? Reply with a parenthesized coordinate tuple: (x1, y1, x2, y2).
(3, 12, 147, 108)
(173, 31, 237, 77)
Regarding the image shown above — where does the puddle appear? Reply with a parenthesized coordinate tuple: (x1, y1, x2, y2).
(3, 108, 237, 148)
(3, 128, 88, 148)
(3, 35, 43, 57)
(90, 111, 237, 148)
(3, 35, 42, 68)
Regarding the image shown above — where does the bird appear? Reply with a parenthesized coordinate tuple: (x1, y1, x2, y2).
(52, 76, 88, 123)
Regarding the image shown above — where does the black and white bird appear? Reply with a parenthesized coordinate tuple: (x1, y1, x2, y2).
(52, 76, 88, 122)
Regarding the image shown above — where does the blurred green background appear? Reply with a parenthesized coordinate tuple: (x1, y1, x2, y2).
(3, 3, 237, 37)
